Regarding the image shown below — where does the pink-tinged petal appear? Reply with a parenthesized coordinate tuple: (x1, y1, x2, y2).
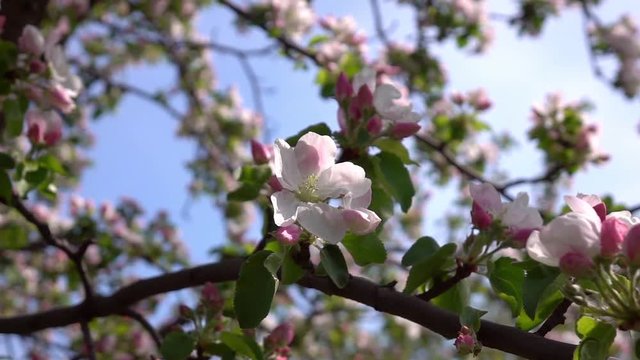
(391, 121, 421, 139)
(564, 195, 600, 221)
(295, 132, 338, 178)
(501, 193, 543, 230)
(559, 252, 594, 278)
(345, 188, 372, 209)
(250, 139, 273, 165)
(471, 201, 492, 230)
(342, 208, 381, 235)
(623, 224, 640, 266)
(273, 139, 302, 191)
(316, 162, 370, 199)
(297, 203, 347, 244)
(526, 230, 558, 266)
(18, 25, 45, 56)
(274, 224, 303, 245)
(469, 183, 502, 215)
(335, 72, 353, 101)
(271, 191, 300, 226)
(601, 217, 630, 257)
(374, 84, 410, 120)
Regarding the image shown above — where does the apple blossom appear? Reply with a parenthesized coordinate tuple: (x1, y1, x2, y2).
(251, 139, 274, 165)
(623, 224, 640, 266)
(274, 224, 303, 245)
(526, 205, 601, 267)
(559, 251, 594, 278)
(270, 132, 379, 244)
(26, 109, 63, 146)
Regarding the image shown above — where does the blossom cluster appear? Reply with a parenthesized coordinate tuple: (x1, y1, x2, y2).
(270, 132, 380, 244)
(336, 68, 421, 144)
(315, 15, 368, 70)
(591, 16, 640, 98)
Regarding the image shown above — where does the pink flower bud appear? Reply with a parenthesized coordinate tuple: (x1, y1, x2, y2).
(18, 25, 45, 56)
(366, 116, 383, 135)
(265, 322, 295, 350)
(268, 175, 283, 192)
(454, 326, 480, 355)
(356, 85, 373, 109)
(559, 251, 594, 278)
(623, 224, 640, 266)
(508, 227, 536, 247)
(24, 84, 44, 103)
(44, 126, 63, 146)
(342, 209, 381, 235)
(27, 118, 46, 144)
(178, 304, 193, 318)
(335, 72, 353, 101)
(450, 91, 466, 105)
(600, 217, 630, 257)
(593, 202, 607, 222)
(201, 282, 224, 312)
(468, 89, 492, 111)
(250, 140, 273, 165)
(26, 110, 63, 146)
(48, 84, 76, 114)
(274, 224, 303, 245)
(391, 121, 420, 139)
(348, 101, 362, 121)
(471, 201, 492, 230)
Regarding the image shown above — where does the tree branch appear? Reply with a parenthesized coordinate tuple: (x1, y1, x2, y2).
(0, 0, 50, 43)
(535, 298, 573, 337)
(0, 258, 576, 359)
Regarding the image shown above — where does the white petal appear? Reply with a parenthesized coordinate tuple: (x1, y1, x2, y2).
(374, 84, 412, 120)
(608, 211, 640, 226)
(344, 188, 372, 209)
(271, 191, 300, 226)
(343, 208, 381, 235)
(316, 162, 370, 200)
(295, 132, 338, 178)
(526, 231, 558, 266)
(564, 195, 599, 219)
(469, 182, 503, 215)
(273, 139, 302, 191)
(353, 68, 376, 93)
(501, 193, 543, 229)
(297, 203, 347, 244)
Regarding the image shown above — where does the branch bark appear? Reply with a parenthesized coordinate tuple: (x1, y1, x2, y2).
(0, 258, 576, 359)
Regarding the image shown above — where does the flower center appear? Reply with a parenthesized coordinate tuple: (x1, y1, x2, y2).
(296, 175, 321, 202)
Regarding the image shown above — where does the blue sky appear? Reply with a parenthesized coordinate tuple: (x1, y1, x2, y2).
(80, 0, 640, 263)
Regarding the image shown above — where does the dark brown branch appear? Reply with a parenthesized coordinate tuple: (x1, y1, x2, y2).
(80, 321, 96, 360)
(0, 0, 50, 43)
(535, 298, 573, 337)
(217, 0, 321, 66)
(370, 0, 391, 45)
(0, 258, 576, 359)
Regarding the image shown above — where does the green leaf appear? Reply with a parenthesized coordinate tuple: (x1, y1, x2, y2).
(373, 138, 414, 164)
(373, 152, 415, 212)
(320, 244, 349, 288)
(3, 97, 26, 138)
(522, 263, 561, 319)
(282, 246, 305, 285)
(160, 332, 196, 360)
(285, 123, 333, 146)
(460, 306, 488, 332)
(24, 167, 49, 188)
(0, 224, 28, 249)
(516, 273, 565, 331)
(432, 281, 467, 313)
(0, 170, 11, 201)
(404, 243, 457, 294)
(37, 154, 66, 174)
(573, 317, 616, 360)
(0, 153, 15, 169)
(342, 233, 386, 266)
(308, 34, 330, 46)
(220, 332, 264, 360)
(402, 236, 439, 267)
(228, 184, 263, 201)
(234, 250, 278, 328)
(227, 165, 272, 202)
(264, 252, 283, 276)
(203, 343, 235, 360)
(489, 257, 524, 316)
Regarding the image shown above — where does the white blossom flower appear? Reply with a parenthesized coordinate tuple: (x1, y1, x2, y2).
(270, 132, 380, 243)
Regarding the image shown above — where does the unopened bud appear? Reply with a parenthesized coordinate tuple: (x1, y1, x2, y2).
(366, 116, 383, 136)
(250, 140, 273, 165)
(601, 217, 630, 257)
(18, 25, 45, 56)
(508, 227, 536, 248)
(450, 91, 466, 105)
(265, 322, 295, 350)
(454, 326, 481, 356)
(559, 251, 594, 278)
(592, 202, 607, 222)
(335, 72, 353, 101)
(48, 84, 76, 114)
(391, 121, 420, 139)
(178, 304, 193, 318)
(268, 175, 283, 192)
(29, 60, 47, 74)
(274, 224, 303, 245)
(623, 224, 640, 266)
(201, 282, 224, 312)
(356, 85, 373, 109)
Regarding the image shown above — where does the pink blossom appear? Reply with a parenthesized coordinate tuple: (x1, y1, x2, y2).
(201, 282, 224, 312)
(559, 251, 594, 278)
(270, 132, 378, 243)
(623, 224, 640, 266)
(601, 217, 631, 257)
(47, 84, 76, 114)
(26, 109, 63, 146)
(250, 139, 274, 165)
(265, 322, 295, 349)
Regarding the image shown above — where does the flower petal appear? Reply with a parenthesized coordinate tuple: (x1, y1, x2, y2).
(271, 191, 300, 226)
(342, 208, 381, 235)
(295, 132, 338, 178)
(469, 183, 502, 215)
(297, 203, 347, 244)
(353, 68, 376, 93)
(273, 139, 302, 191)
(316, 162, 370, 199)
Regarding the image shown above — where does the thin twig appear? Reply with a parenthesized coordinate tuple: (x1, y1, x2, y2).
(119, 308, 162, 349)
(416, 262, 475, 302)
(80, 321, 96, 360)
(535, 298, 573, 337)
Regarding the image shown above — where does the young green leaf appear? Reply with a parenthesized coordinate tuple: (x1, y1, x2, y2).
(373, 152, 415, 212)
(285, 123, 332, 146)
(488, 257, 525, 316)
(282, 247, 305, 285)
(234, 250, 278, 328)
(320, 244, 349, 289)
(160, 332, 196, 360)
(573, 316, 616, 360)
(342, 233, 386, 266)
(460, 306, 488, 332)
(220, 332, 264, 360)
(404, 243, 457, 294)
(402, 236, 439, 267)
